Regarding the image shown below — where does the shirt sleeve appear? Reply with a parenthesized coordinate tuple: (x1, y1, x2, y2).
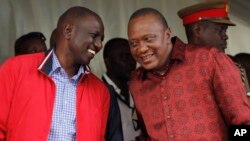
(0, 59, 16, 140)
(212, 49, 250, 125)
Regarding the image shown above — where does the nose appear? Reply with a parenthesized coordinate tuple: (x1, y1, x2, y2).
(137, 42, 149, 53)
(222, 34, 228, 41)
(94, 40, 103, 52)
(221, 31, 228, 41)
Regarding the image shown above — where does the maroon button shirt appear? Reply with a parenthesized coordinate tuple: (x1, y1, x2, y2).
(130, 37, 250, 141)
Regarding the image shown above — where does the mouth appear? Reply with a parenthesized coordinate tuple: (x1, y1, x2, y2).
(87, 49, 96, 55)
(221, 43, 227, 50)
(140, 53, 154, 63)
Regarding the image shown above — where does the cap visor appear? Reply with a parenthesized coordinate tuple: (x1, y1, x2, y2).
(210, 19, 236, 26)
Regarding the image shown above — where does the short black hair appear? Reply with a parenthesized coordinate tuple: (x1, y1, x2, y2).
(103, 38, 129, 59)
(50, 29, 57, 49)
(57, 6, 102, 30)
(129, 7, 168, 29)
(14, 32, 46, 55)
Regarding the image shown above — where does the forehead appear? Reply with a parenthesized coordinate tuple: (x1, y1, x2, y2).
(77, 15, 104, 31)
(205, 21, 228, 29)
(129, 14, 162, 27)
(128, 14, 163, 38)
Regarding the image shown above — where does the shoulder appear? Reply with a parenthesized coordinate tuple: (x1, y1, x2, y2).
(129, 67, 147, 93)
(1, 53, 45, 72)
(187, 44, 218, 54)
(130, 67, 145, 82)
(86, 73, 109, 92)
(87, 73, 104, 84)
(185, 44, 223, 63)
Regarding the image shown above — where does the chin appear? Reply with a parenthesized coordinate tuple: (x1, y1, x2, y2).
(141, 63, 156, 71)
(220, 47, 227, 52)
(80, 60, 90, 66)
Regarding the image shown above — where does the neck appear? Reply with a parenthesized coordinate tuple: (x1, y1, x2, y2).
(106, 72, 128, 90)
(55, 48, 80, 78)
(152, 60, 171, 76)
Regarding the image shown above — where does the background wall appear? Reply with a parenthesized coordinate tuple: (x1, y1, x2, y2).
(0, 0, 249, 77)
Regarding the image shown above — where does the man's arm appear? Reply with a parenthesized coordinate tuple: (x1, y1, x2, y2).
(0, 59, 16, 140)
(212, 50, 250, 125)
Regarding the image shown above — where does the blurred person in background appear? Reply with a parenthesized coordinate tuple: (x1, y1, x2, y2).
(14, 31, 47, 55)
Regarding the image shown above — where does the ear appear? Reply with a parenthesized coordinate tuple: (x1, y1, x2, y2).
(104, 57, 111, 69)
(192, 23, 202, 37)
(164, 28, 172, 43)
(63, 24, 73, 39)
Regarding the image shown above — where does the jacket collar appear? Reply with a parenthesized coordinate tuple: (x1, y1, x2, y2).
(38, 48, 91, 76)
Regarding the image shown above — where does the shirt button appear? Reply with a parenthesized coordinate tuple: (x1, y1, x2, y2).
(167, 115, 171, 119)
(160, 82, 165, 86)
(161, 94, 168, 100)
(170, 134, 174, 138)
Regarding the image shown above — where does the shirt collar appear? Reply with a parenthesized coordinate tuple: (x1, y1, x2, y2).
(103, 73, 135, 107)
(169, 36, 186, 62)
(51, 50, 61, 73)
(103, 73, 121, 94)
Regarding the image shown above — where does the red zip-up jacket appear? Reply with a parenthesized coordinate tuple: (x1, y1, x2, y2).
(0, 51, 110, 141)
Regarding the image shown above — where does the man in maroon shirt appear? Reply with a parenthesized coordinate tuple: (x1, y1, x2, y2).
(127, 7, 250, 141)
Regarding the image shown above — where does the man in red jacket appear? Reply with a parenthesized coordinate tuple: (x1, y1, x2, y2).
(0, 6, 110, 141)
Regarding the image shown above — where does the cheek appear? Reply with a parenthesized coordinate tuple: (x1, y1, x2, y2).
(130, 48, 138, 59)
(200, 34, 214, 44)
(77, 40, 90, 51)
(74, 34, 89, 45)
(207, 31, 220, 40)
(156, 46, 170, 63)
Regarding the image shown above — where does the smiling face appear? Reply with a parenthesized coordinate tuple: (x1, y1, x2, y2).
(128, 14, 172, 71)
(197, 21, 229, 52)
(67, 15, 104, 65)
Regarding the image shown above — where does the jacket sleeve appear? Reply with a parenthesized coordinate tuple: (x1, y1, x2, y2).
(0, 59, 16, 140)
(100, 85, 111, 141)
(105, 85, 124, 141)
(212, 49, 250, 125)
